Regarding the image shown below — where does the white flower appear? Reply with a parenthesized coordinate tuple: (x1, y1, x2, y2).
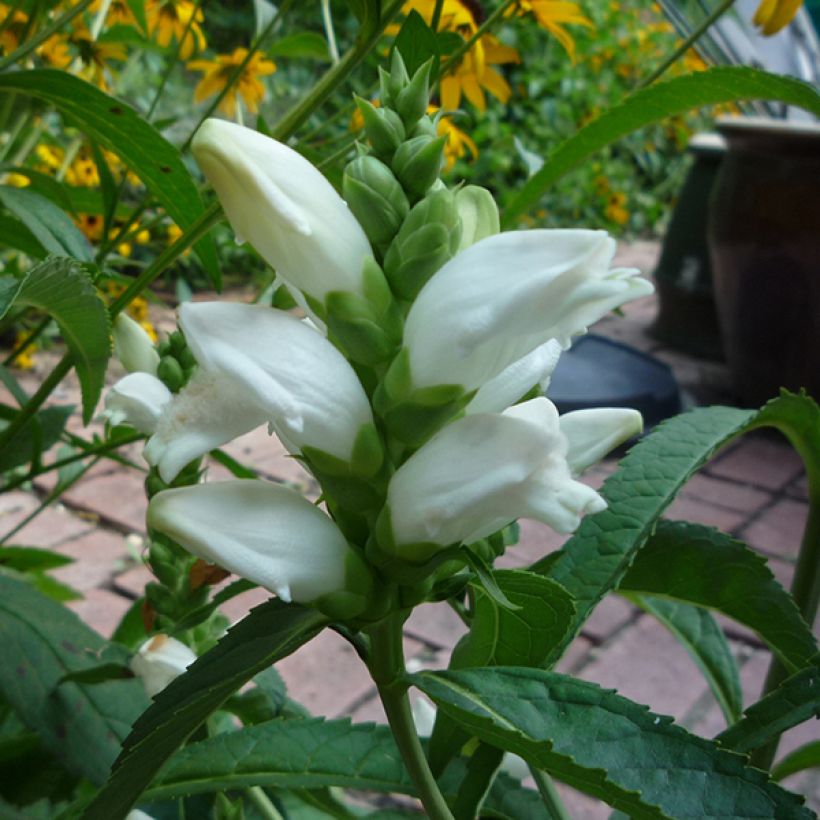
(402, 229, 653, 396)
(386, 397, 606, 557)
(559, 407, 643, 476)
(112, 314, 159, 375)
(147, 480, 363, 604)
(143, 302, 377, 483)
(130, 634, 197, 697)
(101, 372, 172, 434)
(192, 119, 372, 307)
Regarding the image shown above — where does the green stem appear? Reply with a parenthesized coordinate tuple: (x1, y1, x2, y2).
(245, 786, 284, 820)
(637, 0, 735, 89)
(0, 0, 95, 71)
(530, 768, 572, 820)
(368, 613, 455, 820)
(431, 0, 445, 32)
(439, 0, 517, 82)
(320, 0, 340, 64)
(751, 474, 820, 769)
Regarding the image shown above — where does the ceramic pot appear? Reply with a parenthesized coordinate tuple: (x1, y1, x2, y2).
(709, 116, 820, 407)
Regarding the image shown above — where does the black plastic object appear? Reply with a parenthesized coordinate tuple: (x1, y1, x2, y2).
(549, 334, 682, 430)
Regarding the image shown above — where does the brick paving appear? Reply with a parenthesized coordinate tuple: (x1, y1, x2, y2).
(2, 240, 818, 816)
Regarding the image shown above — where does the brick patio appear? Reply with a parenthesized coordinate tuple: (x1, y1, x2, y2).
(2, 241, 817, 817)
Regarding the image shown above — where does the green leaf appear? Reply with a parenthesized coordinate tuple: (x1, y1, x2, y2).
(90, 141, 118, 242)
(393, 10, 438, 77)
(716, 661, 820, 754)
(0, 186, 91, 261)
(532, 405, 754, 664)
(59, 662, 134, 685)
(0, 213, 46, 258)
(210, 448, 258, 479)
(82, 598, 326, 820)
(460, 547, 520, 611)
(629, 594, 742, 724)
(0, 70, 220, 286)
(0, 546, 73, 572)
(619, 521, 817, 674)
(142, 718, 413, 800)
(0, 403, 73, 472)
(1, 257, 111, 423)
(0, 575, 149, 785)
(0, 165, 76, 214)
(169, 578, 256, 635)
(414, 666, 813, 819)
(772, 741, 820, 782)
(503, 67, 820, 225)
(268, 31, 331, 61)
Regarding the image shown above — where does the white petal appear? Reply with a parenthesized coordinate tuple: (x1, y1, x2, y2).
(179, 302, 373, 462)
(388, 398, 604, 550)
(144, 368, 268, 483)
(559, 407, 643, 476)
(192, 119, 372, 305)
(102, 372, 171, 434)
(112, 314, 159, 375)
(129, 634, 197, 697)
(147, 480, 351, 603)
(466, 339, 563, 415)
(404, 230, 653, 392)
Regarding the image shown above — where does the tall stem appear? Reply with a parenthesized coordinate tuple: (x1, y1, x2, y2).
(530, 768, 572, 820)
(637, 0, 735, 89)
(367, 614, 455, 820)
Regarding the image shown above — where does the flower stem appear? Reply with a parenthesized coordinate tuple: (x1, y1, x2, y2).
(367, 613, 454, 820)
(530, 767, 572, 820)
(636, 0, 735, 89)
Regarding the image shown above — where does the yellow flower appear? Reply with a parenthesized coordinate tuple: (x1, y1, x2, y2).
(135, 228, 151, 244)
(166, 223, 191, 256)
(71, 23, 127, 89)
(682, 48, 707, 73)
(90, 0, 141, 30)
(441, 34, 520, 112)
(508, 1, 593, 62)
(752, 0, 802, 34)
(11, 330, 37, 371)
(35, 144, 63, 174)
(4, 172, 30, 187)
(188, 47, 276, 118)
(65, 152, 100, 187)
(147, 0, 206, 58)
(37, 34, 73, 68)
(0, 4, 28, 55)
(428, 105, 478, 170)
(401, 0, 479, 31)
(604, 192, 629, 226)
(77, 213, 104, 242)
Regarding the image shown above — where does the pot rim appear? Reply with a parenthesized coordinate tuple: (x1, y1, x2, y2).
(716, 115, 820, 138)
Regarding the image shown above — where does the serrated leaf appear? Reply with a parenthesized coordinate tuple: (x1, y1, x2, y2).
(268, 31, 330, 60)
(620, 521, 817, 674)
(414, 666, 813, 819)
(503, 67, 820, 225)
(532, 406, 754, 663)
(0, 70, 220, 286)
(716, 661, 820, 754)
(0, 575, 149, 785)
(0, 214, 46, 258)
(630, 594, 742, 724)
(772, 741, 820, 782)
(2, 257, 111, 423)
(0, 403, 73, 472)
(0, 186, 91, 261)
(82, 598, 326, 820)
(460, 547, 520, 611)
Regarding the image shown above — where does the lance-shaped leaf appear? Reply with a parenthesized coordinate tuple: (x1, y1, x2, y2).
(82, 598, 326, 820)
(716, 661, 820, 754)
(414, 666, 813, 819)
(503, 67, 820, 225)
(0, 258, 110, 422)
(0, 575, 149, 785)
(619, 520, 817, 674)
(0, 70, 220, 286)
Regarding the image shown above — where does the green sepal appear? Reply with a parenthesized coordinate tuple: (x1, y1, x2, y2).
(313, 549, 375, 621)
(342, 155, 410, 256)
(411, 116, 438, 138)
(303, 291, 327, 323)
(392, 135, 446, 203)
(455, 185, 500, 250)
(377, 66, 396, 108)
(383, 186, 462, 300)
(354, 96, 406, 161)
(395, 59, 432, 129)
(157, 355, 184, 392)
(381, 391, 472, 446)
(300, 424, 383, 481)
(387, 48, 410, 97)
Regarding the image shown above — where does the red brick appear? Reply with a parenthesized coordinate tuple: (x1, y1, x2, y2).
(580, 595, 636, 644)
(404, 601, 467, 651)
(221, 427, 316, 490)
(112, 563, 154, 598)
(61, 469, 149, 532)
(612, 240, 661, 273)
(68, 587, 132, 638)
(556, 635, 593, 674)
(785, 473, 808, 501)
(741, 498, 808, 559)
(495, 518, 567, 569)
(6, 503, 93, 547)
(680, 473, 772, 514)
(709, 437, 805, 490)
(554, 783, 609, 819)
(52, 530, 131, 591)
(216, 586, 273, 624)
(577, 615, 710, 721)
(665, 495, 749, 532)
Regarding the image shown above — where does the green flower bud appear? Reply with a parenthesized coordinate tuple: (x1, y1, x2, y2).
(168, 330, 186, 355)
(355, 96, 405, 161)
(383, 186, 462, 300)
(392, 135, 447, 203)
(157, 355, 185, 392)
(382, 49, 410, 103)
(455, 185, 500, 250)
(343, 155, 410, 257)
(395, 60, 432, 130)
(177, 346, 197, 370)
(410, 116, 438, 139)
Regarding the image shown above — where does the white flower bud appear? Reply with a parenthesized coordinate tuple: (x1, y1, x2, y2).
(191, 119, 372, 308)
(130, 634, 197, 697)
(112, 314, 160, 375)
(559, 407, 643, 476)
